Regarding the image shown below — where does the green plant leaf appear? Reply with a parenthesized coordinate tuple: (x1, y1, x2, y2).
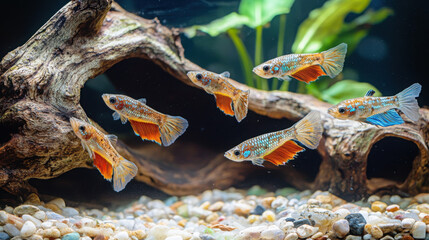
(183, 12, 250, 38)
(238, 0, 295, 28)
(292, 0, 370, 53)
(321, 80, 382, 104)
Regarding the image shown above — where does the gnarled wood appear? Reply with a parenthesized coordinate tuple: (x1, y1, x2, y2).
(0, 0, 428, 200)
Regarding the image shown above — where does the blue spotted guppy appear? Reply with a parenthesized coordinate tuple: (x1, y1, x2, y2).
(253, 43, 347, 83)
(224, 111, 323, 166)
(102, 94, 188, 146)
(328, 83, 422, 127)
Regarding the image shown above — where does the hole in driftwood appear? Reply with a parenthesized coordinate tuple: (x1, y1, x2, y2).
(366, 136, 418, 184)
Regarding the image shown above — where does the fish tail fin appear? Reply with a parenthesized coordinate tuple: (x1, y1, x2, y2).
(233, 90, 249, 122)
(396, 83, 422, 121)
(159, 115, 189, 146)
(292, 110, 323, 149)
(321, 43, 347, 78)
(112, 158, 138, 192)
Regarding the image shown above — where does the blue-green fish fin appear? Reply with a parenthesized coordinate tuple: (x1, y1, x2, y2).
(220, 71, 230, 78)
(365, 89, 375, 97)
(365, 109, 404, 127)
(251, 159, 265, 167)
(137, 98, 147, 104)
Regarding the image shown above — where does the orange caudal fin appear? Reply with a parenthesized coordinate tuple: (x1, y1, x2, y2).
(263, 140, 305, 166)
(159, 115, 188, 146)
(113, 158, 138, 192)
(214, 93, 234, 116)
(291, 65, 326, 83)
(129, 119, 162, 145)
(93, 151, 113, 181)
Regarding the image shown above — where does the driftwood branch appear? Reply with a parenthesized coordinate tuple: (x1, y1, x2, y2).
(1, 0, 428, 200)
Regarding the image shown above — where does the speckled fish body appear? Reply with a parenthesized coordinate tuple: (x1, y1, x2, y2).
(187, 70, 249, 122)
(328, 83, 422, 127)
(224, 111, 322, 166)
(259, 53, 323, 79)
(102, 94, 188, 146)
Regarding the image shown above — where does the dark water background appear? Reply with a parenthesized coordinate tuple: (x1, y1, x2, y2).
(0, 0, 428, 205)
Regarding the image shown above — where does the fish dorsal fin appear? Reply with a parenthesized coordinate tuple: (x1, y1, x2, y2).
(138, 98, 147, 104)
(291, 65, 326, 83)
(214, 93, 234, 116)
(365, 89, 376, 97)
(106, 134, 118, 145)
(365, 109, 404, 127)
(251, 158, 265, 167)
(220, 71, 230, 78)
(129, 119, 162, 145)
(263, 140, 305, 166)
(92, 151, 113, 181)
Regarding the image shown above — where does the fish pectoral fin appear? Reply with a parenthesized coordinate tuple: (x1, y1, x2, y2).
(81, 142, 94, 158)
(291, 65, 326, 83)
(365, 89, 376, 97)
(106, 134, 118, 145)
(93, 151, 113, 181)
(129, 119, 162, 145)
(220, 71, 230, 78)
(214, 93, 234, 116)
(251, 159, 265, 167)
(365, 109, 404, 127)
(112, 112, 121, 121)
(263, 140, 305, 166)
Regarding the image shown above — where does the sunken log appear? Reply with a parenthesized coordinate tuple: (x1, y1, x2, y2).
(0, 0, 428, 200)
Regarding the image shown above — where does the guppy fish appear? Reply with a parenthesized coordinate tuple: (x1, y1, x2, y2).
(102, 94, 188, 146)
(224, 111, 323, 166)
(70, 118, 138, 192)
(328, 83, 422, 127)
(187, 71, 249, 122)
(253, 43, 347, 84)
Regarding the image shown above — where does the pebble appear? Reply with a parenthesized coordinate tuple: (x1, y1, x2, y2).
(237, 226, 265, 239)
(62, 207, 79, 217)
(33, 211, 46, 221)
(61, 232, 80, 240)
(147, 225, 169, 240)
(0, 232, 9, 240)
(4, 224, 20, 237)
(381, 236, 394, 240)
(368, 196, 381, 204)
(369, 225, 383, 239)
(415, 194, 429, 204)
(346, 213, 367, 235)
(386, 205, 400, 212)
(20, 221, 36, 238)
(296, 225, 318, 238)
(36, 228, 61, 238)
(262, 210, 276, 222)
(411, 221, 426, 239)
(208, 202, 224, 212)
(346, 235, 363, 240)
(234, 203, 252, 216)
(251, 205, 265, 215)
(333, 219, 350, 238)
(417, 204, 429, 214)
(284, 232, 299, 240)
(260, 225, 284, 240)
(45, 211, 64, 220)
(372, 201, 388, 212)
(113, 231, 129, 240)
(13, 205, 40, 216)
(390, 196, 402, 204)
(48, 198, 66, 209)
(402, 218, 416, 229)
(165, 237, 183, 240)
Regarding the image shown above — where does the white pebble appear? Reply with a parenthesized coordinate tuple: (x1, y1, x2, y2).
(119, 219, 135, 230)
(368, 195, 381, 204)
(284, 232, 298, 240)
(81, 217, 96, 227)
(335, 208, 351, 219)
(22, 214, 42, 228)
(271, 196, 288, 209)
(62, 207, 79, 217)
(41, 221, 53, 229)
(80, 237, 92, 240)
(147, 225, 169, 240)
(48, 198, 66, 208)
(33, 211, 46, 220)
(4, 223, 20, 237)
(333, 219, 350, 238)
(165, 237, 183, 240)
(402, 218, 416, 229)
(21, 221, 37, 238)
(296, 225, 318, 238)
(113, 231, 129, 240)
(260, 225, 284, 240)
(411, 221, 426, 239)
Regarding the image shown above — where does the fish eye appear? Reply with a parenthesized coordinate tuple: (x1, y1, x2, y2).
(263, 65, 270, 72)
(196, 73, 202, 80)
(109, 97, 116, 104)
(234, 150, 241, 156)
(79, 126, 85, 132)
(338, 107, 346, 114)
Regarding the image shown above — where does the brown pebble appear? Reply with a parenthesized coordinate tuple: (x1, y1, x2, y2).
(44, 203, 62, 213)
(25, 193, 41, 205)
(94, 235, 107, 240)
(178, 219, 187, 227)
(262, 197, 276, 209)
(372, 201, 387, 212)
(422, 215, 429, 224)
(129, 230, 146, 239)
(170, 201, 184, 211)
(370, 225, 383, 239)
(403, 234, 414, 240)
(208, 201, 224, 212)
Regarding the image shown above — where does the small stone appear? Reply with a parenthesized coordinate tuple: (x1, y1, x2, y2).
(415, 194, 429, 204)
(237, 226, 265, 239)
(208, 202, 224, 212)
(13, 205, 40, 216)
(251, 205, 265, 215)
(48, 198, 66, 208)
(285, 218, 295, 222)
(363, 234, 372, 240)
(33, 211, 46, 221)
(260, 225, 284, 240)
(333, 219, 350, 238)
(262, 210, 276, 222)
(387, 205, 400, 212)
(390, 195, 402, 204)
(147, 225, 169, 240)
(370, 225, 383, 239)
(372, 201, 388, 212)
(36, 228, 61, 238)
(346, 213, 367, 236)
(296, 225, 318, 238)
(0, 232, 10, 240)
(417, 204, 429, 214)
(284, 232, 298, 240)
(129, 230, 146, 239)
(20, 221, 36, 238)
(94, 235, 106, 240)
(44, 203, 61, 213)
(368, 195, 381, 204)
(247, 215, 259, 224)
(165, 236, 183, 240)
(119, 219, 135, 230)
(45, 211, 64, 220)
(312, 232, 323, 239)
(294, 219, 312, 228)
(0, 211, 8, 224)
(271, 196, 288, 209)
(262, 197, 276, 209)
(61, 232, 80, 240)
(247, 185, 267, 196)
(25, 194, 41, 205)
(4, 224, 20, 237)
(378, 223, 401, 234)
(411, 221, 426, 239)
(346, 235, 363, 240)
(200, 234, 214, 240)
(402, 218, 416, 229)
(62, 207, 79, 217)
(205, 213, 219, 223)
(235, 203, 252, 216)
(113, 231, 129, 240)
(381, 236, 394, 240)
(21, 214, 42, 228)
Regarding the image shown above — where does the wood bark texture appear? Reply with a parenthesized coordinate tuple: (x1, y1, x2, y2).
(1, 0, 428, 200)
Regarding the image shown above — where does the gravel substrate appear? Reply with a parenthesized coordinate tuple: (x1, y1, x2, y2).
(1, 187, 429, 240)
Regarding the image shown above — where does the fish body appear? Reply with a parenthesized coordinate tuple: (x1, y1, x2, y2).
(224, 111, 323, 166)
(328, 83, 422, 126)
(253, 43, 347, 83)
(187, 70, 249, 122)
(102, 94, 188, 146)
(69, 117, 137, 192)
